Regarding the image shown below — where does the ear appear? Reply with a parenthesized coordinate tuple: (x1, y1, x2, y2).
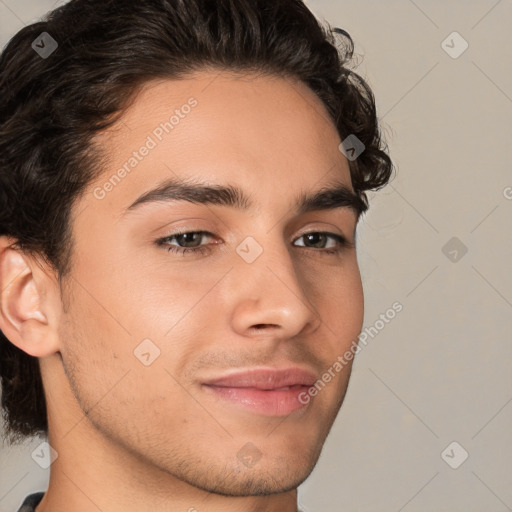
(0, 236, 61, 357)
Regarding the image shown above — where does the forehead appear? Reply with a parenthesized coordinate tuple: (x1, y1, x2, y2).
(81, 69, 352, 219)
(118, 69, 338, 140)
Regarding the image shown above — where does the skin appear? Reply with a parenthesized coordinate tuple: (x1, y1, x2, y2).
(0, 70, 364, 512)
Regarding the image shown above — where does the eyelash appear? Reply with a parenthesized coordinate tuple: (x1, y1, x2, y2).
(155, 229, 353, 257)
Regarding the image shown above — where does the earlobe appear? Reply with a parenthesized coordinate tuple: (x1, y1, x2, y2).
(0, 237, 60, 358)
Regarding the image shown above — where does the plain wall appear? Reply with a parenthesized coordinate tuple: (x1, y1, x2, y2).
(1, 0, 511, 511)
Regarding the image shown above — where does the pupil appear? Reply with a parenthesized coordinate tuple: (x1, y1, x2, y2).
(179, 233, 200, 247)
(307, 233, 324, 248)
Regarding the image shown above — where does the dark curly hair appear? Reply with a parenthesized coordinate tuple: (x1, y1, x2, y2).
(0, 0, 393, 444)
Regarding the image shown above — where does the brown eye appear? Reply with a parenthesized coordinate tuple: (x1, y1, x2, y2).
(173, 232, 206, 248)
(293, 232, 349, 253)
(156, 231, 215, 256)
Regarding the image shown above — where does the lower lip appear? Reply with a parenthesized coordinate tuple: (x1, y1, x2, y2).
(202, 385, 312, 416)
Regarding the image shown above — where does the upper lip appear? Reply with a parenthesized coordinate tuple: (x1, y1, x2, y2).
(202, 367, 317, 390)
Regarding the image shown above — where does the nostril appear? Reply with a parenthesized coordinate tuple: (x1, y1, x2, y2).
(252, 324, 278, 331)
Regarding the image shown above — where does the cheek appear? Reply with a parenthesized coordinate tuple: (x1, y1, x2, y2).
(314, 257, 364, 347)
(344, 259, 364, 319)
(58, 270, 141, 401)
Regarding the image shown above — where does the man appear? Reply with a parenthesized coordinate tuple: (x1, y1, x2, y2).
(0, 0, 392, 511)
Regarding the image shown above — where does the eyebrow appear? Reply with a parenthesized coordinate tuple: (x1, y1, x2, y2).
(122, 176, 368, 218)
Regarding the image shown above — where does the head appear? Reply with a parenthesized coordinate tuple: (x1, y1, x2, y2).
(0, 0, 392, 497)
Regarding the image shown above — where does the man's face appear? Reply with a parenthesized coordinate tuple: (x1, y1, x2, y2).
(55, 70, 364, 495)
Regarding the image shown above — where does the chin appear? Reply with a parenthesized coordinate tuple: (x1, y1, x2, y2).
(194, 465, 313, 497)
(184, 444, 321, 497)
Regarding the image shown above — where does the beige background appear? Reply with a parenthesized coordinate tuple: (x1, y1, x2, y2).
(1, 0, 511, 511)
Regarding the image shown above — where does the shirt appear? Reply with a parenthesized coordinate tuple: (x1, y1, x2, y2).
(16, 492, 44, 512)
(16, 492, 307, 511)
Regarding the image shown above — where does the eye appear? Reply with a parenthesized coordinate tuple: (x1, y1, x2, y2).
(155, 230, 352, 257)
(293, 232, 351, 254)
(155, 230, 216, 256)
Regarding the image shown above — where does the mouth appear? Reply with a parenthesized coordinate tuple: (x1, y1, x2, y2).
(201, 367, 317, 416)
(202, 385, 313, 416)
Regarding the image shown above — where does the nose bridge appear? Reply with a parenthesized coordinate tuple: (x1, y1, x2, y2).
(236, 231, 301, 294)
(229, 230, 321, 335)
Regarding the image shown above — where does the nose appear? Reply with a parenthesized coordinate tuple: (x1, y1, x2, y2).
(228, 236, 322, 340)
